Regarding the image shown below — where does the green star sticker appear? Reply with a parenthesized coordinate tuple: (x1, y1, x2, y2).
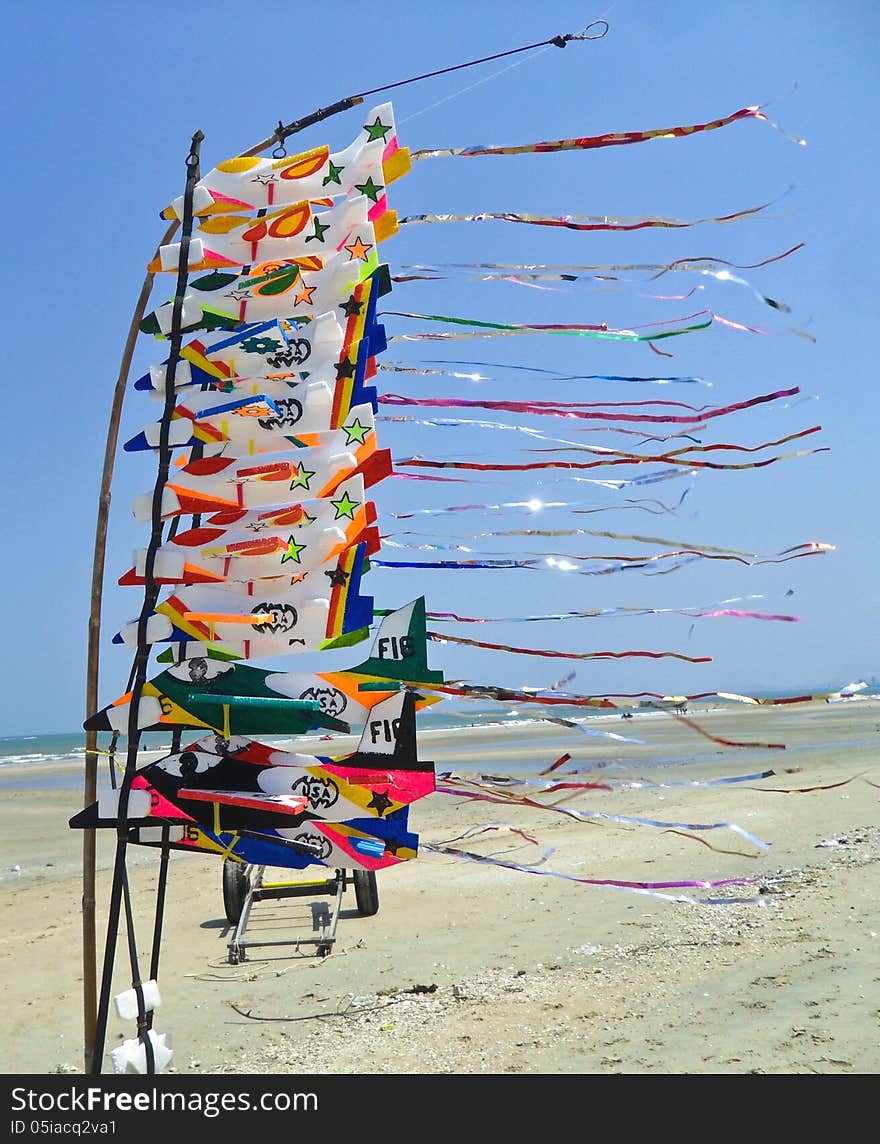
(289, 465, 315, 491)
(281, 536, 307, 564)
(322, 160, 344, 187)
(306, 217, 331, 244)
(354, 176, 382, 203)
(330, 490, 360, 520)
(343, 418, 371, 446)
(364, 116, 391, 143)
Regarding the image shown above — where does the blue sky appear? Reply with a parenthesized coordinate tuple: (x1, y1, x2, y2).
(1, 0, 877, 735)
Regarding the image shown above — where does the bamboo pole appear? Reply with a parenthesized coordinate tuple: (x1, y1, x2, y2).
(82, 219, 178, 1075)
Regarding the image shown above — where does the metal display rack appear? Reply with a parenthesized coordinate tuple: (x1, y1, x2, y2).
(221, 860, 380, 962)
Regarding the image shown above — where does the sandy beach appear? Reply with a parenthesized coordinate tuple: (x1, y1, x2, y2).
(1, 700, 878, 1076)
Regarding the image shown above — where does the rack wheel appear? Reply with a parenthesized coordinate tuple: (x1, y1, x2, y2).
(222, 860, 249, 925)
(353, 868, 379, 916)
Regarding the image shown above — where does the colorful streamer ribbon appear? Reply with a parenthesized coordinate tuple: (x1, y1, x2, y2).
(422, 841, 768, 906)
(425, 630, 712, 664)
(410, 103, 803, 160)
(398, 200, 775, 234)
(380, 386, 800, 423)
(386, 310, 714, 343)
(379, 360, 712, 385)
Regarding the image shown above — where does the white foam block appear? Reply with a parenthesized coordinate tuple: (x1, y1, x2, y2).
(159, 238, 205, 271)
(113, 979, 162, 1020)
(105, 695, 163, 734)
(97, 788, 152, 820)
(110, 1030, 173, 1075)
(134, 825, 185, 844)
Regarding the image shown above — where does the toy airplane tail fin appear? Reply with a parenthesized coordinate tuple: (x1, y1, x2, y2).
(349, 597, 443, 685)
(345, 690, 431, 772)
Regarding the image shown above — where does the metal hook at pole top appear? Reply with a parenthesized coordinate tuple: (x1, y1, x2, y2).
(565, 19, 610, 43)
(272, 121, 288, 159)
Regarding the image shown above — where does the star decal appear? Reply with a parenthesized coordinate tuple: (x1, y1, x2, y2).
(343, 418, 371, 446)
(306, 218, 331, 244)
(281, 536, 307, 564)
(367, 789, 395, 816)
(289, 465, 315, 491)
(344, 235, 373, 262)
(293, 283, 317, 307)
(364, 116, 392, 143)
(324, 566, 350, 587)
(354, 176, 382, 203)
(335, 357, 356, 381)
(322, 160, 344, 187)
(339, 294, 363, 318)
(330, 490, 360, 520)
(299, 509, 317, 526)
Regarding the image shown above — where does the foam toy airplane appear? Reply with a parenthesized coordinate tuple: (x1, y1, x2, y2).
(159, 102, 409, 219)
(134, 312, 343, 392)
(129, 804, 421, 872)
(123, 379, 336, 453)
(72, 691, 432, 873)
(139, 222, 380, 338)
(120, 473, 379, 587)
(124, 389, 378, 456)
(113, 538, 373, 656)
(133, 267, 389, 396)
(86, 597, 442, 736)
(131, 435, 391, 523)
(149, 194, 397, 275)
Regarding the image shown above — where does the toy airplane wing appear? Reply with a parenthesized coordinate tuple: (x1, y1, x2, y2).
(176, 787, 311, 831)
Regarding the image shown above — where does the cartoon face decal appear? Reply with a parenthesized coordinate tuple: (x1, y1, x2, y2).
(290, 774, 340, 810)
(155, 748, 224, 781)
(252, 603, 297, 634)
(210, 733, 232, 756)
(298, 685, 347, 717)
(166, 658, 232, 684)
(282, 830, 333, 860)
(289, 338, 312, 365)
(259, 396, 303, 431)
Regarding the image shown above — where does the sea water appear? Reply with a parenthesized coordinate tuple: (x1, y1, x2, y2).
(0, 697, 644, 789)
(3, 687, 872, 793)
